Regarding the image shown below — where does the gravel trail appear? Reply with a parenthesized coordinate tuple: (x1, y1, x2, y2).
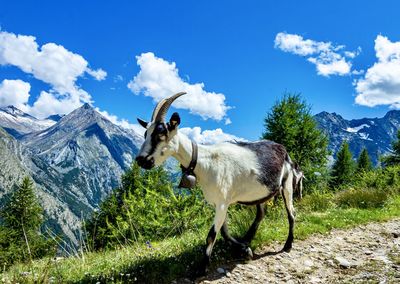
(188, 219, 400, 283)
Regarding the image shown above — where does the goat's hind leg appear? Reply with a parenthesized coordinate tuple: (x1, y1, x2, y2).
(281, 177, 295, 252)
(221, 221, 253, 258)
(241, 203, 265, 245)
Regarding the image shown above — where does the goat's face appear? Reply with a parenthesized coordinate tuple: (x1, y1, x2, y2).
(135, 92, 186, 169)
(135, 112, 181, 169)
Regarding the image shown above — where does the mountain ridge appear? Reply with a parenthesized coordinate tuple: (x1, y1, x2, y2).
(314, 110, 400, 165)
(0, 104, 143, 245)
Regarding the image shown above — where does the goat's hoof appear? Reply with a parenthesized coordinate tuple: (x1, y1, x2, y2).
(194, 267, 207, 278)
(282, 245, 292, 253)
(245, 247, 253, 259)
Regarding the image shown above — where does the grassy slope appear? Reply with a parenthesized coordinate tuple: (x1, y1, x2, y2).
(2, 194, 400, 284)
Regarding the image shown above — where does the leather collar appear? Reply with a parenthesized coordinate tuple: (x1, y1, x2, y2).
(180, 140, 198, 175)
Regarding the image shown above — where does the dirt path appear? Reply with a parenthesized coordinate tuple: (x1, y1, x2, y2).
(187, 219, 400, 283)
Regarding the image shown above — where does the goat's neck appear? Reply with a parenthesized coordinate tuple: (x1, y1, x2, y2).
(172, 131, 198, 169)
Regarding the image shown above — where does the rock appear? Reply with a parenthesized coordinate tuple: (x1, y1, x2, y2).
(327, 259, 335, 266)
(309, 276, 322, 283)
(335, 256, 351, 268)
(392, 232, 399, 238)
(304, 259, 314, 267)
(364, 250, 373, 255)
(217, 267, 225, 274)
(226, 272, 231, 278)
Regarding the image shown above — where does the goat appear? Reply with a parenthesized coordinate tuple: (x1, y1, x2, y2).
(135, 92, 297, 275)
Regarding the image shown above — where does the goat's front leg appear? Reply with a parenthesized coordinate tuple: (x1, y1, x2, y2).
(197, 203, 228, 276)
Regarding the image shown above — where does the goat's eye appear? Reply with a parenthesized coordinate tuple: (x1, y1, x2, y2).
(156, 124, 165, 132)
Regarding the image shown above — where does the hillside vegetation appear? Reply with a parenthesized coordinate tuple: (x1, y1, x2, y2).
(2, 163, 400, 283)
(1, 93, 400, 283)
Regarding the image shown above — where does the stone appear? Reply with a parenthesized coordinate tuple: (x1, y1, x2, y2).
(304, 259, 314, 267)
(364, 250, 373, 255)
(335, 256, 351, 268)
(217, 267, 225, 274)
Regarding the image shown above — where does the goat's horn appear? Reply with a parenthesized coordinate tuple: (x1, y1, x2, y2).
(151, 92, 186, 122)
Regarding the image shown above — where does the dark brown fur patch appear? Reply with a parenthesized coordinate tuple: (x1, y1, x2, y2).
(234, 140, 287, 192)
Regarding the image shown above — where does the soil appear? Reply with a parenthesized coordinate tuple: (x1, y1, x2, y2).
(179, 219, 400, 283)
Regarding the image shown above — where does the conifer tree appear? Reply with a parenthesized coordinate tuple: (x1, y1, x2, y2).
(356, 148, 373, 172)
(262, 92, 329, 177)
(330, 142, 355, 188)
(0, 177, 53, 267)
(382, 130, 400, 166)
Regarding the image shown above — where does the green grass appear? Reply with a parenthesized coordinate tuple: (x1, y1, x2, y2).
(2, 195, 400, 283)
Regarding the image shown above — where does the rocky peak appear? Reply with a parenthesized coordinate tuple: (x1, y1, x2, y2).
(1, 105, 36, 119)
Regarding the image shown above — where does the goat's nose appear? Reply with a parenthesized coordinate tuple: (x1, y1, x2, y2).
(135, 155, 145, 166)
(135, 155, 154, 169)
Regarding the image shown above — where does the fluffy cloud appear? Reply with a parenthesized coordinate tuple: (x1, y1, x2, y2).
(87, 68, 107, 81)
(127, 52, 231, 122)
(180, 127, 246, 145)
(0, 79, 31, 112)
(275, 32, 360, 76)
(30, 90, 92, 119)
(0, 31, 106, 118)
(355, 35, 400, 108)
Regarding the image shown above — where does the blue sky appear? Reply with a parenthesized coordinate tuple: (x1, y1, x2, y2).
(1, 0, 400, 141)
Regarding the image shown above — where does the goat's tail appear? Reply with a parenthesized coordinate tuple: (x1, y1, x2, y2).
(284, 153, 304, 200)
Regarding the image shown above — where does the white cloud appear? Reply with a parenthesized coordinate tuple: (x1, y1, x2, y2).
(180, 127, 246, 145)
(86, 68, 107, 81)
(0, 30, 106, 118)
(355, 35, 400, 108)
(127, 52, 231, 122)
(0, 79, 31, 112)
(275, 32, 360, 77)
(30, 90, 92, 119)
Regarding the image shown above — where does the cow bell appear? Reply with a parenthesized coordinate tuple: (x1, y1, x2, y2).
(179, 172, 197, 189)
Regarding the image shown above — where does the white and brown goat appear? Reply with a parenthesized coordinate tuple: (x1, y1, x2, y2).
(135, 92, 297, 275)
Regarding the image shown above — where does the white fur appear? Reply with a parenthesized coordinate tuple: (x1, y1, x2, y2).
(171, 132, 273, 206)
(137, 123, 296, 264)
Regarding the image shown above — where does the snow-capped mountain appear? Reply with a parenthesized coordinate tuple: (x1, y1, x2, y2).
(0, 104, 143, 244)
(314, 110, 400, 165)
(0, 106, 57, 138)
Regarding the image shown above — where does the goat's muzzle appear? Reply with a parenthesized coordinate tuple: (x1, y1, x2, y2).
(135, 155, 155, 169)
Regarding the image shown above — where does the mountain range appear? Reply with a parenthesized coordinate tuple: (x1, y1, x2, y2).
(0, 104, 399, 244)
(0, 104, 142, 244)
(314, 110, 400, 165)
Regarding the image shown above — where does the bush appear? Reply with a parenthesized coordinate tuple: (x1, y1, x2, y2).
(85, 163, 212, 250)
(353, 165, 400, 192)
(298, 191, 335, 212)
(335, 188, 389, 209)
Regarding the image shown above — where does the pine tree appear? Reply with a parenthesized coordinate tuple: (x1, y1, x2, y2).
(1, 177, 42, 233)
(0, 177, 53, 267)
(262, 92, 329, 174)
(382, 130, 400, 166)
(356, 148, 373, 172)
(330, 142, 355, 188)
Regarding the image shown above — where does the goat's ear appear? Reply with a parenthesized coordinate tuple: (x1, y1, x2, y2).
(168, 112, 180, 131)
(137, 118, 148, 128)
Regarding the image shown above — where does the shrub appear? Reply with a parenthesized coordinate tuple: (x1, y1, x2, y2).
(298, 191, 335, 212)
(335, 188, 389, 209)
(85, 163, 212, 250)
